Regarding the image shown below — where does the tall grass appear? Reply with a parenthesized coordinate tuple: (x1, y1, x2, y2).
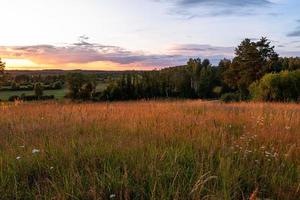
(0, 100, 300, 199)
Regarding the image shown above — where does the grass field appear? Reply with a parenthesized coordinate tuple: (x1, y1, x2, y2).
(0, 100, 300, 199)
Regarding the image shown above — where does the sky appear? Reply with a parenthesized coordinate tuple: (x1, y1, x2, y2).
(0, 0, 300, 70)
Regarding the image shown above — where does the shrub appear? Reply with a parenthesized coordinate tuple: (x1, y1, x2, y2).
(8, 95, 55, 102)
(250, 70, 300, 102)
(8, 95, 20, 101)
(220, 92, 240, 103)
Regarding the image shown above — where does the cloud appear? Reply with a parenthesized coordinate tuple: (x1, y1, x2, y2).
(0, 41, 235, 68)
(168, 44, 234, 57)
(287, 20, 300, 37)
(278, 50, 300, 57)
(174, 0, 272, 7)
(154, 0, 274, 18)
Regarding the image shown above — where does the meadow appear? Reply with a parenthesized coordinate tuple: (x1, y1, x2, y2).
(0, 100, 300, 199)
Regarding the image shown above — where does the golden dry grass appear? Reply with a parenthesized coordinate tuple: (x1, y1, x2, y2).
(0, 100, 300, 199)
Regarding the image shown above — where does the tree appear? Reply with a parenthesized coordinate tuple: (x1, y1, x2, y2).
(224, 37, 278, 99)
(0, 58, 4, 74)
(0, 58, 5, 86)
(66, 73, 86, 99)
(34, 82, 44, 98)
(66, 73, 97, 100)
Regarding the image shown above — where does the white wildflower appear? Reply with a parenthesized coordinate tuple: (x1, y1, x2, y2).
(32, 149, 40, 154)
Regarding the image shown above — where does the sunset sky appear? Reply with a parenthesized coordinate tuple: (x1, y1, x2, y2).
(0, 0, 300, 70)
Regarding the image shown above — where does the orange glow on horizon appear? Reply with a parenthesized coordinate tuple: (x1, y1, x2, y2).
(3, 58, 39, 70)
(1, 58, 153, 71)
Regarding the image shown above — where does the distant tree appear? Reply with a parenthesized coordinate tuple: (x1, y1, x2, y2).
(66, 73, 97, 100)
(52, 81, 63, 89)
(15, 74, 30, 84)
(0, 58, 4, 74)
(0, 58, 5, 86)
(224, 37, 278, 99)
(197, 66, 214, 98)
(34, 82, 44, 98)
(11, 81, 20, 90)
(66, 73, 86, 100)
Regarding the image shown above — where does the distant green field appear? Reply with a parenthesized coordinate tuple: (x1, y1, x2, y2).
(0, 89, 67, 101)
(0, 83, 109, 101)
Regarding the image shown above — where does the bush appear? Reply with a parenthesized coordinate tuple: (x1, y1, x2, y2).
(220, 92, 240, 103)
(8, 95, 55, 102)
(8, 95, 20, 101)
(250, 70, 300, 102)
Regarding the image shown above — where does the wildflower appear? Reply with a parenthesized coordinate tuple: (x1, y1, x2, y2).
(32, 149, 40, 154)
(265, 151, 271, 155)
(16, 156, 21, 160)
(110, 194, 116, 199)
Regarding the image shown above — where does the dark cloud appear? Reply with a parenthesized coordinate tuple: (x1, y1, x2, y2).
(154, 0, 274, 18)
(287, 20, 300, 37)
(175, 0, 272, 7)
(277, 45, 285, 48)
(168, 44, 234, 57)
(287, 30, 300, 37)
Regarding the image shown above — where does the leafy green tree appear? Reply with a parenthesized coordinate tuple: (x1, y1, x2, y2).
(34, 82, 44, 98)
(224, 37, 278, 99)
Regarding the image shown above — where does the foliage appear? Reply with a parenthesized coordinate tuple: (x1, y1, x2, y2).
(34, 82, 44, 97)
(0, 58, 5, 86)
(66, 73, 97, 100)
(223, 37, 278, 98)
(250, 70, 300, 102)
(2, 38, 300, 102)
(0, 58, 4, 74)
(8, 94, 55, 101)
(101, 59, 222, 101)
(220, 92, 240, 103)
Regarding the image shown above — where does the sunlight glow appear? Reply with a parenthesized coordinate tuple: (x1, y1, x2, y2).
(2, 58, 39, 69)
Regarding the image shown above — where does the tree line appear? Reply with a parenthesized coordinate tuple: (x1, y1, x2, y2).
(87, 37, 299, 102)
(1, 37, 300, 102)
